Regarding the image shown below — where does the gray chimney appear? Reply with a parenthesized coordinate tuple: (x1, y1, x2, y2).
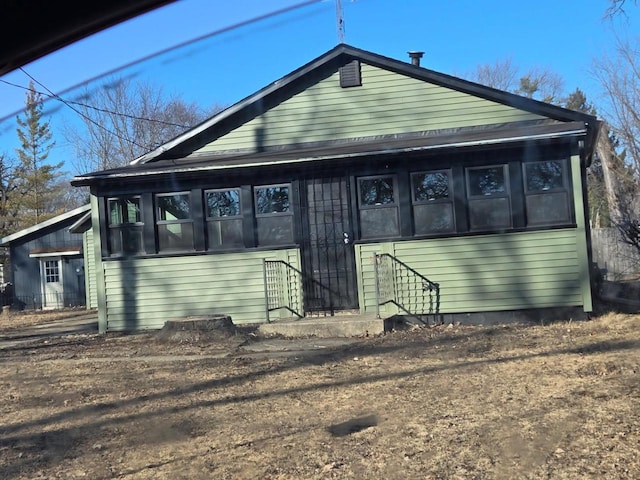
(408, 51, 424, 67)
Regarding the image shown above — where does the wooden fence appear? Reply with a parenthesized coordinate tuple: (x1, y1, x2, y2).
(591, 228, 640, 280)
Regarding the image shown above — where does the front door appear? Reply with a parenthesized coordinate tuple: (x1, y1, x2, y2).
(301, 175, 358, 313)
(40, 258, 63, 309)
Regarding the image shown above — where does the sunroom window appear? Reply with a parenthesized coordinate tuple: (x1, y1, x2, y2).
(411, 170, 454, 234)
(466, 165, 512, 230)
(358, 175, 399, 239)
(255, 184, 294, 245)
(205, 188, 243, 248)
(524, 160, 570, 225)
(156, 192, 194, 252)
(107, 196, 143, 255)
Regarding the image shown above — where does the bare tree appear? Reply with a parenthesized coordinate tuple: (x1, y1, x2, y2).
(516, 67, 565, 104)
(65, 78, 221, 173)
(592, 37, 640, 252)
(0, 153, 20, 238)
(593, 39, 640, 176)
(467, 58, 518, 91)
(605, 0, 637, 18)
(465, 60, 564, 103)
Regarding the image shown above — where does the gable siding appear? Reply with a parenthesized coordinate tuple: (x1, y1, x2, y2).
(196, 63, 545, 155)
(101, 248, 301, 331)
(355, 228, 588, 317)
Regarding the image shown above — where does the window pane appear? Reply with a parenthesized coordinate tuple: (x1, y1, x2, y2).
(414, 204, 454, 234)
(208, 219, 243, 248)
(360, 207, 399, 238)
(469, 198, 511, 230)
(158, 223, 194, 251)
(256, 186, 290, 214)
(206, 190, 240, 217)
(257, 216, 293, 245)
(468, 167, 506, 196)
(157, 193, 191, 220)
(125, 198, 141, 223)
(526, 192, 570, 225)
(359, 177, 395, 205)
(109, 197, 141, 225)
(412, 172, 449, 202)
(121, 227, 144, 254)
(109, 229, 122, 253)
(526, 161, 564, 192)
(108, 199, 121, 225)
(45, 260, 60, 283)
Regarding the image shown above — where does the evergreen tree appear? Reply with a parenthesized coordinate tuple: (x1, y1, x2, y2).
(15, 81, 65, 226)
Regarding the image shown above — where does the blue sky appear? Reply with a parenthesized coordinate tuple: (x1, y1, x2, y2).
(0, 0, 637, 174)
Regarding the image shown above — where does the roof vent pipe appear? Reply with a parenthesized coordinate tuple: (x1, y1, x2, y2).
(408, 51, 424, 67)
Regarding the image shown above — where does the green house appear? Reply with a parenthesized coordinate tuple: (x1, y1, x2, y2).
(72, 44, 599, 333)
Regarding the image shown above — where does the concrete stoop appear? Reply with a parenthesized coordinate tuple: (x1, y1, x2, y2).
(257, 314, 385, 338)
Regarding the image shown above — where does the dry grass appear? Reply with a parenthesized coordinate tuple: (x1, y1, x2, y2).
(0, 310, 639, 479)
(0, 308, 92, 329)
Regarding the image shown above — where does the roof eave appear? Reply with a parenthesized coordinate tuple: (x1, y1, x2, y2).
(72, 122, 590, 186)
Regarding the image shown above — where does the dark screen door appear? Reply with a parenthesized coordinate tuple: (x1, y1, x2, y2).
(302, 175, 358, 313)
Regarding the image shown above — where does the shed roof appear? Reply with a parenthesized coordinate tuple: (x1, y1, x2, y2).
(0, 204, 91, 246)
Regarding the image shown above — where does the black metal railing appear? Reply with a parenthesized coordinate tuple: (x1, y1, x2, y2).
(374, 252, 440, 323)
(1, 291, 86, 310)
(263, 260, 303, 322)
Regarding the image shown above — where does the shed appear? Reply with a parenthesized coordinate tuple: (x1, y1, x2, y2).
(0, 205, 91, 309)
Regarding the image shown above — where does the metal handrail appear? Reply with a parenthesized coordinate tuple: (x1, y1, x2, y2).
(373, 252, 440, 322)
(263, 260, 303, 322)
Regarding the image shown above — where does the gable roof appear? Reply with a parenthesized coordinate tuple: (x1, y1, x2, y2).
(72, 44, 599, 186)
(0, 204, 91, 246)
(131, 44, 597, 165)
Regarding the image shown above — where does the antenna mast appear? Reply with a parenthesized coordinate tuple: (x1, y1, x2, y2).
(335, 0, 345, 43)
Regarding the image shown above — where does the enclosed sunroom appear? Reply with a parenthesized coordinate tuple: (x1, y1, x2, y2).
(72, 44, 599, 333)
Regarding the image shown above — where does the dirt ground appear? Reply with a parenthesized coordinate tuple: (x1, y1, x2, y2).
(0, 307, 639, 479)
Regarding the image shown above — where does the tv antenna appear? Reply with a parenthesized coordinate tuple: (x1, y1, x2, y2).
(335, 0, 345, 43)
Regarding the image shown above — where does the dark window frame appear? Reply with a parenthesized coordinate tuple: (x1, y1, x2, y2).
(357, 174, 400, 239)
(411, 169, 455, 235)
(155, 191, 195, 252)
(465, 164, 513, 231)
(204, 187, 244, 249)
(254, 183, 295, 246)
(522, 159, 572, 226)
(254, 183, 292, 217)
(106, 196, 144, 256)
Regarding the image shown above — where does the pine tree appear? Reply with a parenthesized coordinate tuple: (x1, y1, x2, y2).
(15, 81, 65, 226)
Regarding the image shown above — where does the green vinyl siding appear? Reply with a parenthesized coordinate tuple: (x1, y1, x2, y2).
(355, 228, 590, 316)
(195, 63, 546, 154)
(83, 228, 98, 309)
(101, 248, 301, 331)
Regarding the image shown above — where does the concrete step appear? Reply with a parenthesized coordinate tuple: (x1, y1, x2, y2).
(257, 313, 386, 338)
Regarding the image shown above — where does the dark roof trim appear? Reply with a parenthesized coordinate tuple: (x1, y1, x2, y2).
(130, 44, 597, 166)
(72, 121, 589, 186)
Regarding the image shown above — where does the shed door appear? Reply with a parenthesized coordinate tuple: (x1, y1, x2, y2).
(301, 176, 358, 313)
(41, 258, 63, 309)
